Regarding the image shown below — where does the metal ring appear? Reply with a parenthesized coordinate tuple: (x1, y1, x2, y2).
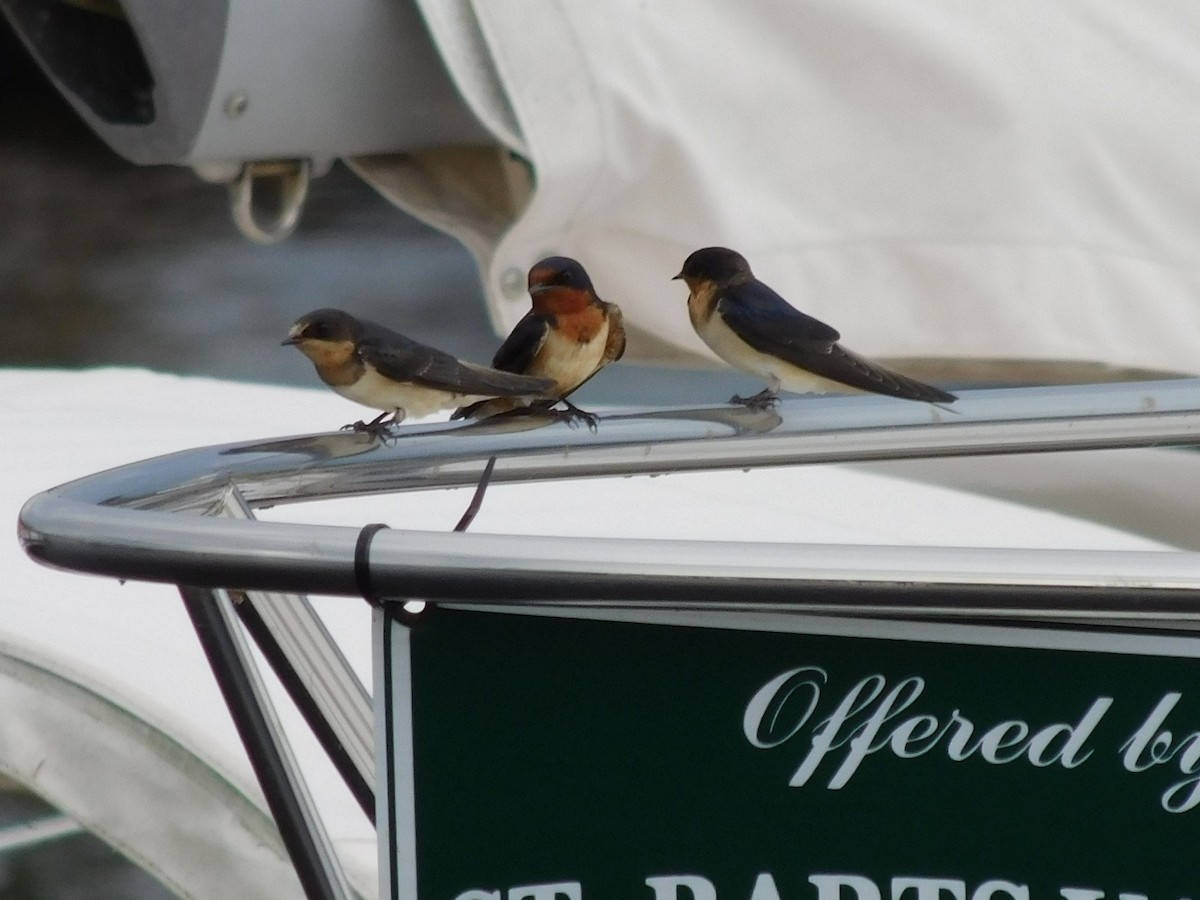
(229, 159, 310, 244)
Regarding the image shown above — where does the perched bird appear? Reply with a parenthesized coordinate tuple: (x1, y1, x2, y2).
(453, 256, 626, 427)
(283, 308, 554, 430)
(674, 247, 956, 408)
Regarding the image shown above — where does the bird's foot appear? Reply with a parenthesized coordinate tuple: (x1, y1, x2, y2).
(340, 410, 403, 440)
(729, 389, 779, 410)
(551, 399, 600, 432)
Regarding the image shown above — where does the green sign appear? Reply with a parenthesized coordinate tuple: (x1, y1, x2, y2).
(376, 605, 1200, 900)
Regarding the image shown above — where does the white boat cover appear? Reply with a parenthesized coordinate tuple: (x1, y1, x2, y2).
(2, 368, 1179, 897)
(357, 2, 1200, 375)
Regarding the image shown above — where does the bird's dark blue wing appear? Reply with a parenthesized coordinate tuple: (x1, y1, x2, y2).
(356, 322, 550, 396)
(354, 323, 438, 380)
(812, 343, 957, 402)
(718, 281, 955, 403)
(491, 312, 550, 375)
(717, 280, 842, 356)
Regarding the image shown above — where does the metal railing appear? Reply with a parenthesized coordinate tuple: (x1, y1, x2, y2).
(17, 377, 1200, 900)
(19, 378, 1200, 607)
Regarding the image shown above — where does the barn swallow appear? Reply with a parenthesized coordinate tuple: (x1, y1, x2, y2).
(453, 256, 626, 429)
(283, 308, 554, 431)
(674, 247, 956, 409)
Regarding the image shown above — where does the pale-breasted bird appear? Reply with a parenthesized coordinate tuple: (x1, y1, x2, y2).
(284, 308, 554, 430)
(674, 247, 956, 408)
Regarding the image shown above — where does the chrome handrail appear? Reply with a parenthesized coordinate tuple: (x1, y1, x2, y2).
(17, 378, 1200, 612)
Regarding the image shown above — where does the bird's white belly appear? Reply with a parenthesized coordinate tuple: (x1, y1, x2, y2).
(539, 326, 607, 393)
(333, 367, 486, 417)
(695, 313, 860, 395)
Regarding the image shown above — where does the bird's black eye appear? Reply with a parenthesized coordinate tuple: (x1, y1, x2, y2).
(305, 322, 330, 340)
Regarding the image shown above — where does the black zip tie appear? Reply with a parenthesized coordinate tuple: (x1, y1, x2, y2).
(354, 522, 390, 606)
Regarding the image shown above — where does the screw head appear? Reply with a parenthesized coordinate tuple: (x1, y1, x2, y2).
(224, 91, 249, 119)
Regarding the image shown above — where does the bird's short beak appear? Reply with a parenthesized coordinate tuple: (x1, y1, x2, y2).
(281, 326, 302, 346)
(528, 282, 551, 296)
(671, 272, 684, 281)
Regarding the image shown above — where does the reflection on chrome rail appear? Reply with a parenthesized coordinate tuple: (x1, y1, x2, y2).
(16, 378, 1200, 615)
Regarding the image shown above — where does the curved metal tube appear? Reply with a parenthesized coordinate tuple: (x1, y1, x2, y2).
(18, 380, 1200, 612)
